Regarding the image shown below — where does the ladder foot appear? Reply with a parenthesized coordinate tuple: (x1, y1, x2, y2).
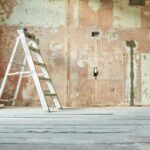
(43, 108, 50, 112)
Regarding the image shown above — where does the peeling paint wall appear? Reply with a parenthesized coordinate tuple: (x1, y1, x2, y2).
(73, 0, 80, 28)
(0, 0, 67, 28)
(113, 0, 141, 28)
(141, 54, 150, 104)
(0, 0, 150, 107)
(88, 0, 102, 12)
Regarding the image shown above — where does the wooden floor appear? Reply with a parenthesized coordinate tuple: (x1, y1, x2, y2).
(0, 107, 150, 150)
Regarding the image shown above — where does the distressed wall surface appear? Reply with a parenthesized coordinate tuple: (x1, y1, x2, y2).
(0, 0, 150, 107)
(141, 53, 150, 104)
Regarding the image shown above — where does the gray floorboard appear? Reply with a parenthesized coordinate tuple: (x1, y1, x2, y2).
(0, 107, 150, 150)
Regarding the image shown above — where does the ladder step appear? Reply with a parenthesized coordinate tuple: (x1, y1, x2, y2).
(24, 31, 35, 40)
(29, 46, 40, 53)
(0, 99, 14, 106)
(24, 32, 39, 44)
(33, 61, 45, 67)
(24, 30, 39, 44)
(0, 99, 14, 102)
(8, 71, 32, 76)
(44, 90, 57, 96)
(39, 77, 51, 81)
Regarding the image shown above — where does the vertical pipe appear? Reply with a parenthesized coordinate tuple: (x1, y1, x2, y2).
(66, 0, 71, 106)
(126, 40, 136, 106)
(130, 46, 134, 106)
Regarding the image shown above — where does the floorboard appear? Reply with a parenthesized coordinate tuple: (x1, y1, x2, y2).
(0, 107, 150, 150)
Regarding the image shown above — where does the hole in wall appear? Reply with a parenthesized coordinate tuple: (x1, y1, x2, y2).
(91, 31, 100, 38)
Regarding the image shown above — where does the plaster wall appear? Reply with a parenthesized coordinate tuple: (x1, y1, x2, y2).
(0, 0, 150, 107)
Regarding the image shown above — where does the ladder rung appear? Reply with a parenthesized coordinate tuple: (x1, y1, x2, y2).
(39, 77, 51, 81)
(24, 31, 39, 44)
(24, 31, 35, 40)
(44, 90, 57, 96)
(33, 61, 45, 67)
(8, 71, 32, 76)
(29, 46, 40, 53)
(0, 99, 14, 102)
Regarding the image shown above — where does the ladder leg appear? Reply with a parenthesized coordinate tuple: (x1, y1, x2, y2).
(12, 57, 27, 106)
(19, 33, 50, 112)
(0, 37, 20, 98)
(53, 96, 62, 109)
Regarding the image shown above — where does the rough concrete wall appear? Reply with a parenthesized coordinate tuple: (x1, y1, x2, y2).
(113, 0, 141, 28)
(0, 0, 150, 107)
(0, 0, 68, 106)
(141, 53, 150, 104)
(0, 0, 66, 28)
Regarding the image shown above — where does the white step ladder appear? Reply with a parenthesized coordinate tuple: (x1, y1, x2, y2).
(0, 29, 62, 112)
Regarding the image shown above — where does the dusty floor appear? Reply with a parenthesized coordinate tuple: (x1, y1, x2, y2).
(0, 107, 150, 150)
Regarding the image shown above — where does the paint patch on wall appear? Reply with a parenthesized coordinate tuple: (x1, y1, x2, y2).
(108, 28, 118, 41)
(148, 30, 150, 40)
(144, 10, 150, 16)
(77, 46, 88, 68)
(49, 41, 63, 65)
(141, 53, 150, 104)
(22, 78, 36, 102)
(0, 0, 16, 23)
(88, 0, 102, 12)
(73, 0, 80, 28)
(113, 0, 141, 28)
(0, 9, 7, 23)
(1, 0, 66, 28)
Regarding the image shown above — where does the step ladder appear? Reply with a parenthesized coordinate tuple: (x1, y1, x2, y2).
(0, 29, 62, 112)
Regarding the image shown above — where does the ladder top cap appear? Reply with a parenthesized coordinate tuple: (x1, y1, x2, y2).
(17, 29, 24, 34)
(17, 28, 35, 38)
(17, 29, 39, 44)
(17, 28, 27, 33)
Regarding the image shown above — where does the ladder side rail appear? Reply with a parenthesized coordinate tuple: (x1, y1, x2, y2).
(30, 40, 55, 93)
(32, 72, 50, 112)
(13, 57, 27, 106)
(46, 77, 62, 109)
(0, 37, 20, 98)
(53, 97, 62, 109)
(19, 31, 50, 112)
(30, 40, 62, 109)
